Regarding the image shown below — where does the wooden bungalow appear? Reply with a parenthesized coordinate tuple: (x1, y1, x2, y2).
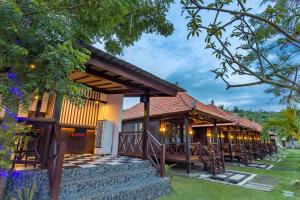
(1, 45, 182, 199)
(194, 102, 265, 165)
(122, 92, 233, 175)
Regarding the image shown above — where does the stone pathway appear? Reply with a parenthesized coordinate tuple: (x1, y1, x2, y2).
(283, 190, 295, 198)
(197, 170, 255, 186)
(227, 162, 274, 170)
(242, 175, 279, 192)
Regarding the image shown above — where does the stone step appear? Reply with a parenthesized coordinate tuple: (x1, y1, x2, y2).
(5, 170, 50, 200)
(61, 161, 151, 182)
(59, 168, 157, 197)
(245, 182, 275, 188)
(63, 176, 170, 200)
(243, 183, 274, 192)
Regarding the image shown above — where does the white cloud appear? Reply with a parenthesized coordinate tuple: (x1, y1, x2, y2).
(96, 1, 282, 111)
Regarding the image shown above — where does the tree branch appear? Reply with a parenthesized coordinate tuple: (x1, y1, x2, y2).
(185, 3, 300, 44)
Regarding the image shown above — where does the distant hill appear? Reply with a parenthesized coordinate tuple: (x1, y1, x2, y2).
(223, 106, 281, 125)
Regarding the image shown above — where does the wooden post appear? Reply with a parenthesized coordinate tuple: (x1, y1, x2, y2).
(160, 144, 166, 177)
(180, 124, 184, 143)
(52, 93, 64, 123)
(184, 115, 191, 173)
(213, 120, 219, 150)
(142, 92, 150, 159)
(227, 126, 233, 162)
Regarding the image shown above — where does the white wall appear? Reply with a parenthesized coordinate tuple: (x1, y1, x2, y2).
(98, 94, 124, 155)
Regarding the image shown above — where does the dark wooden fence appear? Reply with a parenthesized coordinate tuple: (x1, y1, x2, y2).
(118, 131, 166, 177)
(11, 118, 65, 200)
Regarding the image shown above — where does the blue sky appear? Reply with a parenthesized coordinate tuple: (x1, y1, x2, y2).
(99, 1, 284, 111)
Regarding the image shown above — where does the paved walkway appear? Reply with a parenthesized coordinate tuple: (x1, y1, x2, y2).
(242, 175, 279, 192)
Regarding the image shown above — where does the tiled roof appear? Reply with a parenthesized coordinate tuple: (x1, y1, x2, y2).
(123, 92, 230, 122)
(207, 104, 262, 132)
(123, 92, 262, 132)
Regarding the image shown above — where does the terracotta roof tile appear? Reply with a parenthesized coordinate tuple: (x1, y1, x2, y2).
(123, 92, 230, 122)
(207, 104, 262, 132)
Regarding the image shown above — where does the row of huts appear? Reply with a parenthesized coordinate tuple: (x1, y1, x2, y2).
(121, 92, 277, 175)
(2, 45, 277, 200)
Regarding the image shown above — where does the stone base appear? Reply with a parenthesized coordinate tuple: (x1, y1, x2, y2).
(0, 171, 8, 200)
(5, 156, 170, 200)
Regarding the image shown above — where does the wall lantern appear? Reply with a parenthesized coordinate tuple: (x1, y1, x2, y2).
(229, 135, 234, 139)
(160, 121, 166, 134)
(207, 133, 212, 138)
(29, 63, 37, 69)
(188, 126, 194, 135)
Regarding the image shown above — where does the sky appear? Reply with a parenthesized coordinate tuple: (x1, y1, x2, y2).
(97, 1, 285, 112)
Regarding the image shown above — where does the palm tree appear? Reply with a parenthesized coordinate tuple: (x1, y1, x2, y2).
(263, 108, 300, 142)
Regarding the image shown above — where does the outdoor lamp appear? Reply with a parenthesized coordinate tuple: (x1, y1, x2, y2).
(34, 95, 39, 100)
(29, 63, 37, 69)
(160, 127, 166, 133)
(207, 133, 211, 137)
(160, 122, 166, 134)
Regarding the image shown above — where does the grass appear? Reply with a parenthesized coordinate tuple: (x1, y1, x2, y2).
(159, 149, 300, 200)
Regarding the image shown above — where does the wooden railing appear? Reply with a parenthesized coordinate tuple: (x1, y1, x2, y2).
(236, 144, 250, 165)
(47, 124, 66, 200)
(118, 131, 166, 177)
(165, 142, 225, 175)
(146, 131, 165, 177)
(10, 118, 65, 200)
(118, 131, 144, 158)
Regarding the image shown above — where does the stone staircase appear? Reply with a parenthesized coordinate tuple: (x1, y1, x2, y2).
(5, 159, 170, 200)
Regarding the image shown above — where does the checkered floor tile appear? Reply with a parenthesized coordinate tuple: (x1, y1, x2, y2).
(62, 155, 143, 169)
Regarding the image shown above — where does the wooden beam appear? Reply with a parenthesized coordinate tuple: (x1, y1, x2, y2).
(83, 79, 103, 84)
(184, 115, 191, 173)
(86, 59, 177, 96)
(52, 93, 64, 122)
(86, 67, 145, 91)
(213, 119, 220, 150)
(142, 92, 150, 159)
(92, 83, 113, 87)
(73, 75, 90, 81)
(103, 86, 124, 90)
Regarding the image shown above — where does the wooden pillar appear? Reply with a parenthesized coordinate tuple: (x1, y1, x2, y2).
(180, 124, 184, 143)
(52, 93, 64, 123)
(213, 120, 219, 149)
(227, 126, 233, 161)
(142, 92, 150, 159)
(184, 115, 191, 173)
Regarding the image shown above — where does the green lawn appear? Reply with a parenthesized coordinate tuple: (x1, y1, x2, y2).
(159, 149, 300, 200)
